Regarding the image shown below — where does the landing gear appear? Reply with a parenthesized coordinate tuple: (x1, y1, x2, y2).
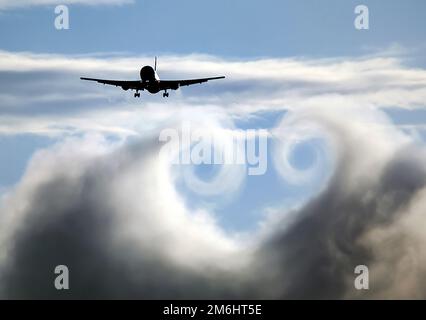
(134, 91, 141, 98)
(163, 90, 169, 98)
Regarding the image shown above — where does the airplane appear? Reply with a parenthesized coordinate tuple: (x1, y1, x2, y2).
(80, 57, 225, 98)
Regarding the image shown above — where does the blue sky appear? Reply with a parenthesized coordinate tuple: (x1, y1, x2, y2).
(1, 0, 426, 232)
(1, 0, 426, 60)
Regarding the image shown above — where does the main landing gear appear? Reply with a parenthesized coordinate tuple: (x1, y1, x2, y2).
(134, 91, 141, 98)
(163, 90, 169, 98)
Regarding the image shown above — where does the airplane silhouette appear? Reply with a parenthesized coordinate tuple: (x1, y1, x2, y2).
(80, 57, 225, 98)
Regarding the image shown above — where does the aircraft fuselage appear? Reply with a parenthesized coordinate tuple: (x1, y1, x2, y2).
(140, 65, 161, 94)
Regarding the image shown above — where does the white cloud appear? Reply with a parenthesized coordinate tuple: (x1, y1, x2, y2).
(0, 0, 132, 10)
(1, 50, 426, 138)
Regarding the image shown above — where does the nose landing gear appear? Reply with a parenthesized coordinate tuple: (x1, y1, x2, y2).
(163, 90, 169, 98)
(134, 91, 141, 98)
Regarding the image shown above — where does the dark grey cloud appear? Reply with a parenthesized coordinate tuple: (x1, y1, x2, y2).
(0, 140, 242, 299)
(252, 146, 426, 299)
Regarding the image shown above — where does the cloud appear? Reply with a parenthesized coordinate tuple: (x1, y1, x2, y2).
(252, 106, 426, 299)
(0, 133, 250, 299)
(1, 50, 426, 137)
(1, 50, 426, 298)
(0, 0, 132, 10)
(1, 102, 426, 298)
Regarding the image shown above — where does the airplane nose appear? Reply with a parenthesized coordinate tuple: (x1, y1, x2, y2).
(140, 65, 155, 82)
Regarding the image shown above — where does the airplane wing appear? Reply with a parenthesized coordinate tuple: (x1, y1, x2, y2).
(80, 77, 143, 90)
(159, 76, 225, 90)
